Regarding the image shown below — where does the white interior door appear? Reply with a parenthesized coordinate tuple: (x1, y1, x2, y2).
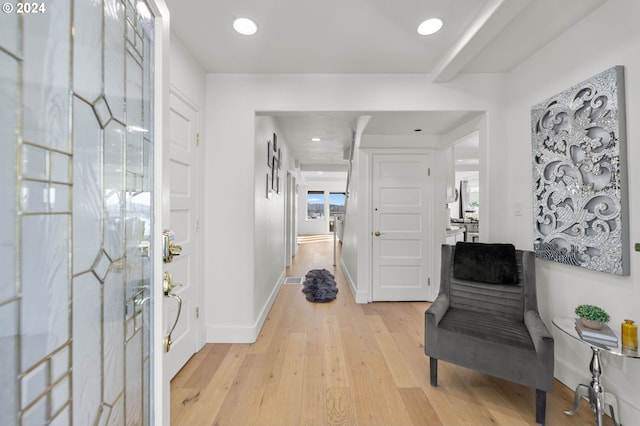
(163, 89, 202, 380)
(371, 154, 432, 301)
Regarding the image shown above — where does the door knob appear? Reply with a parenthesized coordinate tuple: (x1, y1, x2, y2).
(374, 231, 381, 237)
(162, 229, 182, 263)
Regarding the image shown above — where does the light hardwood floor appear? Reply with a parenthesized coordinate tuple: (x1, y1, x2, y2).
(171, 237, 601, 425)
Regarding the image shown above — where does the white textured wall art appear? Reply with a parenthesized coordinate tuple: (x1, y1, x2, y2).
(531, 66, 629, 275)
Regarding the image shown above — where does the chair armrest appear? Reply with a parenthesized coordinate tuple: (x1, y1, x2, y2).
(524, 310, 554, 357)
(426, 294, 450, 326)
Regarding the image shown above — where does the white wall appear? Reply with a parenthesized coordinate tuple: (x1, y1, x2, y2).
(170, 36, 206, 107)
(340, 119, 366, 300)
(501, 0, 640, 420)
(253, 116, 294, 339)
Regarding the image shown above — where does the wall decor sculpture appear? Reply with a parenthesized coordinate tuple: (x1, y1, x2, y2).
(531, 66, 629, 275)
(266, 133, 281, 198)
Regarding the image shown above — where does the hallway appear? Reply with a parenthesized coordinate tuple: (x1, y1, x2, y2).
(170, 238, 595, 425)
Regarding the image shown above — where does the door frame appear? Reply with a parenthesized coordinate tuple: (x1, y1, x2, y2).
(285, 171, 294, 266)
(147, 0, 171, 424)
(361, 148, 436, 302)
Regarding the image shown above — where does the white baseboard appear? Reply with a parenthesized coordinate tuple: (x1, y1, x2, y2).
(205, 271, 285, 343)
(205, 324, 258, 343)
(340, 259, 368, 304)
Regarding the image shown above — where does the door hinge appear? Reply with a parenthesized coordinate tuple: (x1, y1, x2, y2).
(195, 219, 200, 232)
(196, 133, 200, 146)
(428, 277, 431, 286)
(428, 168, 431, 177)
(196, 307, 200, 319)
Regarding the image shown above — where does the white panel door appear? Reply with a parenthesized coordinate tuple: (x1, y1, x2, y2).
(372, 154, 432, 301)
(163, 90, 202, 380)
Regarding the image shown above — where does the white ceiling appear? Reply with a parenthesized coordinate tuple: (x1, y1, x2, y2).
(165, 0, 605, 183)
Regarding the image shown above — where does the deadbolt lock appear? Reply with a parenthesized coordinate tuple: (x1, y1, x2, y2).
(162, 229, 182, 263)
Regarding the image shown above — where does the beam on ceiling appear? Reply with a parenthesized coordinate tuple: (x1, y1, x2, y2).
(431, 0, 530, 83)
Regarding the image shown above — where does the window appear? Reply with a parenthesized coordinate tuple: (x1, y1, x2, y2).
(307, 191, 324, 219)
(329, 192, 345, 217)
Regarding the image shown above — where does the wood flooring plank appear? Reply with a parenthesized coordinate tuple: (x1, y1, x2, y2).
(421, 363, 496, 425)
(268, 332, 307, 425)
(322, 315, 350, 388)
(171, 344, 249, 426)
(300, 355, 328, 426)
(338, 307, 383, 359)
(211, 353, 270, 425)
(348, 354, 414, 425)
(390, 330, 431, 389)
(303, 306, 326, 356)
(182, 344, 232, 390)
(469, 383, 530, 425)
(326, 387, 355, 426)
(398, 387, 443, 426)
(368, 315, 420, 388)
(169, 387, 202, 425)
(169, 344, 213, 389)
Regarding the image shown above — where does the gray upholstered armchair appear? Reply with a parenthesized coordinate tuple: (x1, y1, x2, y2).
(425, 242, 554, 425)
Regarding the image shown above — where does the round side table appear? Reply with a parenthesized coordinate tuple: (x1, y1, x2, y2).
(553, 317, 639, 426)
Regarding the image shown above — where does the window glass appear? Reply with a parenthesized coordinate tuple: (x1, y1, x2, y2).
(329, 192, 345, 217)
(307, 191, 324, 219)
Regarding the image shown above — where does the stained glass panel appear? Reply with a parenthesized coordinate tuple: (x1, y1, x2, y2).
(10, 1, 156, 424)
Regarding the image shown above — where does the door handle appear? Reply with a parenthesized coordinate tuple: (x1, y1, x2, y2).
(374, 231, 381, 237)
(163, 271, 183, 352)
(162, 229, 182, 263)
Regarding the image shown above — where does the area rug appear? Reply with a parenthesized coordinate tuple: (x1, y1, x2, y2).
(302, 269, 338, 302)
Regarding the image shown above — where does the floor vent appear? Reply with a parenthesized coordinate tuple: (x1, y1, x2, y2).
(283, 277, 303, 285)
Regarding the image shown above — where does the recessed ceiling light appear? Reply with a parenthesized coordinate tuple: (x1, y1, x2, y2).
(233, 17, 258, 36)
(417, 18, 443, 36)
(311, 137, 321, 142)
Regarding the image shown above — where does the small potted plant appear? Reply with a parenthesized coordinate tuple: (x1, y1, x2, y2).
(575, 304, 610, 330)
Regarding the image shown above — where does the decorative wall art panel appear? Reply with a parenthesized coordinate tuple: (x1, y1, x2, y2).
(531, 66, 629, 275)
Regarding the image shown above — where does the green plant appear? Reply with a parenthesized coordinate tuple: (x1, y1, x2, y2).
(575, 304, 610, 323)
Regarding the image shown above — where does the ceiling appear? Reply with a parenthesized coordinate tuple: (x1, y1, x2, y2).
(264, 110, 483, 165)
(165, 0, 605, 183)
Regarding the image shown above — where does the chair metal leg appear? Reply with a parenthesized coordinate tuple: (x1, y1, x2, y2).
(429, 357, 438, 386)
(536, 389, 546, 425)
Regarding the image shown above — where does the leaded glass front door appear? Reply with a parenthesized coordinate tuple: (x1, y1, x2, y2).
(0, 1, 157, 424)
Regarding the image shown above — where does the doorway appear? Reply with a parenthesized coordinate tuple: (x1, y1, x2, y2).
(448, 132, 480, 242)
